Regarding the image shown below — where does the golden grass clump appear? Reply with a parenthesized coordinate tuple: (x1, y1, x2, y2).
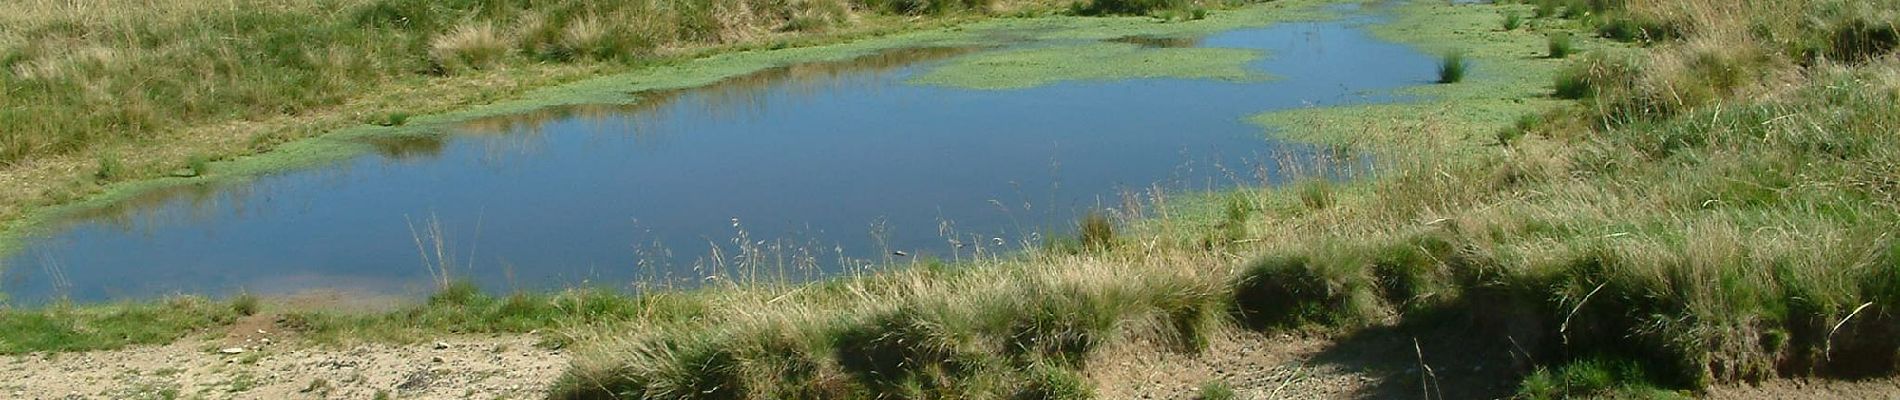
(430, 23, 511, 71)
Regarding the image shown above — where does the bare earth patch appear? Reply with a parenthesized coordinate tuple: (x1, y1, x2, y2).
(1089, 330, 1367, 399)
(0, 331, 563, 399)
(1089, 325, 1525, 400)
(1705, 378, 1900, 400)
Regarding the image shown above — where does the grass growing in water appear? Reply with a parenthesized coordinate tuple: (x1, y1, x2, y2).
(1437, 51, 1467, 83)
(1078, 210, 1117, 251)
(1547, 32, 1574, 58)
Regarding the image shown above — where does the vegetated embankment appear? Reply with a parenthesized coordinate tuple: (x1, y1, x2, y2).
(4, 0, 1900, 398)
(544, 0, 1900, 398)
(0, 0, 1252, 241)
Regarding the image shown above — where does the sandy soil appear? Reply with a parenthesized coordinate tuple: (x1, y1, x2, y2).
(1089, 326, 1524, 400)
(0, 323, 565, 400)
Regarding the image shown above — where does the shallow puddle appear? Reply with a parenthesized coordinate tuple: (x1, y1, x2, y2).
(2, 14, 1435, 302)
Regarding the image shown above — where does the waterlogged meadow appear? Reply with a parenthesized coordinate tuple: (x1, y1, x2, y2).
(0, 10, 1436, 302)
(4, 0, 1899, 398)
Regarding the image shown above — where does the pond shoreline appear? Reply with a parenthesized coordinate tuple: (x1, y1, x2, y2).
(1, 0, 1358, 303)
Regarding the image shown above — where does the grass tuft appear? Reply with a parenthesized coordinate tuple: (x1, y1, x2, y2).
(1232, 254, 1357, 330)
(231, 292, 260, 316)
(1011, 363, 1093, 400)
(93, 153, 123, 181)
(1296, 179, 1333, 210)
(832, 304, 983, 392)
(370, 111, 412, 127)
(1196, 380, 1238, 400)
(1532, 0, 1557, 18)
(430, 23, 510, 72)
(1078, 210, 1117, 251)
(185, 154, 212, 176)
(1547, 32, 1574, 59)
(1437, 51, 1467, 84)
(1077, 0, 1187, 16)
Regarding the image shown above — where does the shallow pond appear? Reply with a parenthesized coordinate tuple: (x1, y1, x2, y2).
(1, 15, 1435, 302)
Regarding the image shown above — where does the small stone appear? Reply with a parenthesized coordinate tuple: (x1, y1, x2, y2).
(431, 356, 445, 363)
(433, 341, 450, 350)
(219, 347, 247, 355)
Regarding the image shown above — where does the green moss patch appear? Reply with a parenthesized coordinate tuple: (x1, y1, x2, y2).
(909, 42, 1267, 89)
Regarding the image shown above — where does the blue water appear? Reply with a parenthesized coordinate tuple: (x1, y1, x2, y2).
(0, 16, 1435, 302)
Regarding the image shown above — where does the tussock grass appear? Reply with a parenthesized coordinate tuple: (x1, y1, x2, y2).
(1222, 0, 1900, 393)
(1196, 380, 1237, 400)
(543, 246, 1229, 399)
(1532, 0, 1558, 19)
(1077, 210, 1117, 251)
(1437, 51, 1467, 83)
(1546, 32, 1574, 58)
(430, 23, 511, 72)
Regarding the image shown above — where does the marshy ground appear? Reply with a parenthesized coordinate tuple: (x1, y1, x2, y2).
(5, 0, 1900, 398)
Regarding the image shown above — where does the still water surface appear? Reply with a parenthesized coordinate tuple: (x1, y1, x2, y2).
(1, 16, 1435, 302)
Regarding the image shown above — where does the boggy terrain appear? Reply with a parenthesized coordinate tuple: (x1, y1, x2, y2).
(4, 0, 1900, 398)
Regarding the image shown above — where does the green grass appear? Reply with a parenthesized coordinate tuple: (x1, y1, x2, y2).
(1547, 32, 1574, 58)
(0, 0, 1048, 166)
(183, 154, 213, 177)
(541, 249, 1222, 398)
(1559, 0, 1588, 19)
(6, 1, 1900, 398)
(1078, 0, 1187, 16)
(908, 41, 1268, 90)
(1532, 0, 1557, 18)
(0, 296, 246, 353)
(1196, 380, 1238, 400)
(92, 153, 123, 182)
(1437, 51, 1467, 83)
(1502, 10, 1524, 31)
(282, 282, 705, 345)
(1078, 210, 1117, 251)
(1517, 358, 1687, 400)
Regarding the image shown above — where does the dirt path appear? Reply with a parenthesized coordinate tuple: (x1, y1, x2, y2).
(1089, 326, 1524, 400)
(0, 332, 564, 399)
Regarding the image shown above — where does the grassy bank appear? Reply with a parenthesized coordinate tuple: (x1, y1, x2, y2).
(532, 0, 1900, 397)
(0, 0, 1340, 257)
(1242, 0, 1900, 395)
(5, 0, 1899, 398)
(0, 0, 1260, 243)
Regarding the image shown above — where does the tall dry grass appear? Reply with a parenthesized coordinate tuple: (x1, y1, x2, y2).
(0, 0, 1020, 167)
